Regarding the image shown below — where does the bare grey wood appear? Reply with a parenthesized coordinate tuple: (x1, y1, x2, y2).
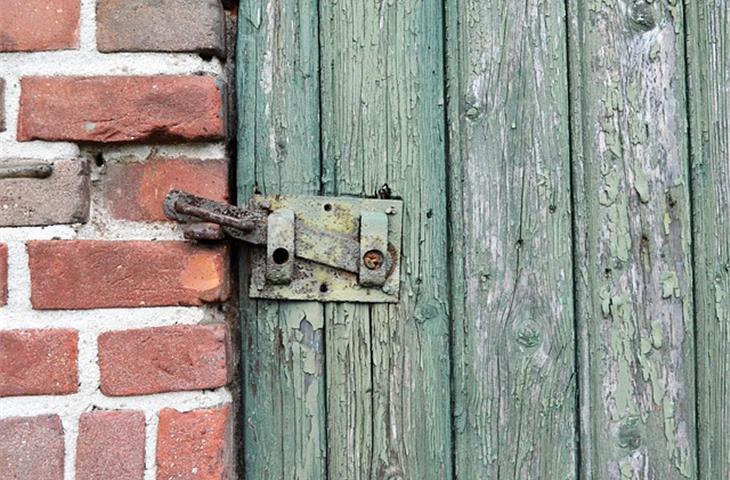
(568, 0, 697, 477)
(445, 0, 576, 477)
(686, 2, 730, 478)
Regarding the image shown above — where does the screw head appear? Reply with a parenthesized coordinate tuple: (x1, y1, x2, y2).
(363, 249, 385, 270)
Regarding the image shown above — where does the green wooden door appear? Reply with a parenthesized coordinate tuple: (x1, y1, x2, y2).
(236, 1, 729, 478)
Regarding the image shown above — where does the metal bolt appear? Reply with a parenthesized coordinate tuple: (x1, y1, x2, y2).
(363, 249, 384, 270)
(0, 162, 53, 180)
(182, 222, 225, 241)
(385, 206, 397, 215)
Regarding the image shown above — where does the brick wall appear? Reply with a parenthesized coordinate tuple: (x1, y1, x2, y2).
(0, 1, 237, 479)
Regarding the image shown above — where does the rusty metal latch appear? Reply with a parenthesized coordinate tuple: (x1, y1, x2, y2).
(164, 190, 403, 303)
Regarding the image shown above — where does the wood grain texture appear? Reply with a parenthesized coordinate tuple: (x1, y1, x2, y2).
(568, 0, 697, 477)
(445, 0, 576, 478)
(236, 1, 326, 478)
(686, 2, 730, 478)
(319, 0, 453, 477)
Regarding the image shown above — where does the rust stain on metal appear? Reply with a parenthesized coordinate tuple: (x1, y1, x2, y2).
(363, 250, 384, 270)
(162, 190, 403, 302)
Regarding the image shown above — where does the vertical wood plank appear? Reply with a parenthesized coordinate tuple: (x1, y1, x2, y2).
(236, 1, 326, 478)
(686, 3, 730, 478)
(319, 1, 452, 478)
(568, 0, 697, 477)
(445, 0, 576, 477)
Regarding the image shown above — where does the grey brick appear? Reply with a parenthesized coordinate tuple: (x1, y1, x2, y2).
(96, 0, 225, 57)
(0, 79, 5, 132)
(0, 159, 90, 227)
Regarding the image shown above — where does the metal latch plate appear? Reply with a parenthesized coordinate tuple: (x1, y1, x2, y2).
(249, 195, 402, 303)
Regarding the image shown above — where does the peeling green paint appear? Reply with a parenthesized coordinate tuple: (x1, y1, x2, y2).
(233, 0, 711, 476)
(651, 320, 664, 349)
(661, 272, 680, 299)
(569, 0, 697, 477)
(237, 1, 326, 477)
(620, 460, 634, 480)
(608, 203, 632, 264)
(633, 165, 650, 203)
(320, 0, 452, 477)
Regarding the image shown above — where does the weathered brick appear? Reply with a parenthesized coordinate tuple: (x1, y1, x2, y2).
(28, 240, 229, 309)
(104, 157, 228, 222)
(0, 78, 5, 132)
(18, 76, 224, 144)
(0, 244, 7, 306)
(0, 415, 64, 479)
(0, 329, 78, 397)
(99, 324, 228, 396)
(157, 406, 231, 480)
(0, 0, 80, 52)
(76, 411, 145, 480)
(0, 158, 90, 227)
(97, 0, 224, 56)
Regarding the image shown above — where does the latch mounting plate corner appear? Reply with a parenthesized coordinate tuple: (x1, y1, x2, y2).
(248, 195, 403, 303)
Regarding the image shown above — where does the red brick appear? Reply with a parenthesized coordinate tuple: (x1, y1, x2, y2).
(156, 406, 231, 480)
(76, 411, 145, 480)
(28, 240, 229, 309)
(97, 0, 224, 56)
(104, 157, 228, 222)
(0, 415, 64, 479)
(0, 244, 7, 306)
(0, 0, 80, 52)
(98, 324, 228, 396)
(18, 76, 224, 143)
(0, 329, 78, 397)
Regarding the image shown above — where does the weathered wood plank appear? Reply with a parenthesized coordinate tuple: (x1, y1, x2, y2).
(568, 0, 697, 477)
(236, 1, 326, 478)
(319, 1, 452, 477)
(686, 2, 730, 478)
(445, 0, 576, 477)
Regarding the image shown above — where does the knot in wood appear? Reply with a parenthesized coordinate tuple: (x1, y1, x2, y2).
(628, 2, 656, 32)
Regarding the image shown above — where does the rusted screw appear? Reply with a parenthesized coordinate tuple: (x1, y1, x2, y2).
(363, 250, 384, 270)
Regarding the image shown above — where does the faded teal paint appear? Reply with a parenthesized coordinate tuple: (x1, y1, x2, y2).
(234, 1, 726, 478)
(236, 0, 326, 478)
(445, 0, 576, 477)
(319, 0, 452, 477)
(686, 2, 730, 478)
